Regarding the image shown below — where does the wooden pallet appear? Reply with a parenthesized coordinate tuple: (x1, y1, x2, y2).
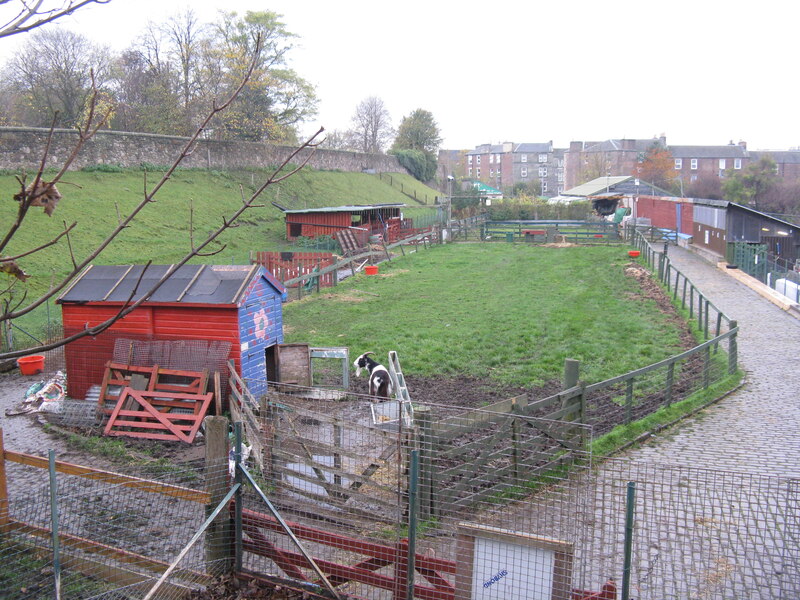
(97, 362, 209, 415)
(335, 229, 367, 256)
(103, 388, 213, 443)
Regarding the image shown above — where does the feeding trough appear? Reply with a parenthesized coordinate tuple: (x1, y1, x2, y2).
(628, 250, 641, 258)
(17, 355, 45, 376)
(370, 400, 414, 431)
(365, 265, 379, 276)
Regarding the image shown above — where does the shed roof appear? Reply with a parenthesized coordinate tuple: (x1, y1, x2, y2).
(278, 203, 405, 215)
(563, 176, 632, 196)
(58, 264, 285, 305)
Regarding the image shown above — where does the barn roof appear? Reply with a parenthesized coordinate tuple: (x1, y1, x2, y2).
(57, 264, 286, 305)
(277, 203, 405, 214)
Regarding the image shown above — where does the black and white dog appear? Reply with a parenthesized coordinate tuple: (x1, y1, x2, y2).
(353, 352, 393, 400)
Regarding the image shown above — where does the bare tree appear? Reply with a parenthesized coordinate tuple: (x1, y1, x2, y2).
(164, 8, 206, 134)
(5, 28, 111, 127)
(350, 96, 393, 154)
(0, 33, 324, 362)
(0, 0, 110, 38)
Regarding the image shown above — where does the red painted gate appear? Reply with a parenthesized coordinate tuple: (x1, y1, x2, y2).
(251, 252, 335, 288)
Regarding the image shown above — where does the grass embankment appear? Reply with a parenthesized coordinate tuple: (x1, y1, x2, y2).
(0, 166, 439, 337)
(283, 243, 688, 387)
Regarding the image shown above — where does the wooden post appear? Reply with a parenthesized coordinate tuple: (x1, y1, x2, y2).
(511, 399, 521, 486)
(205, 416, 233, 575)
(333, 420, 342, 488)
(625, 379, 634, 424)
(665, 362, 675, 406)
(728, 320, 738, 374)
(563, 359, 580, 390)
(0, 429, 9, 533)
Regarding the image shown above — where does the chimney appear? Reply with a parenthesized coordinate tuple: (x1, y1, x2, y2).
(738, 140, 747, 149)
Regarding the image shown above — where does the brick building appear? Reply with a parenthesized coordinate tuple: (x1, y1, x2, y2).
(464, 141, 564, 197)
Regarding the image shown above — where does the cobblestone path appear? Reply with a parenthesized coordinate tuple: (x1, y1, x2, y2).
(625, 245, 800, 478)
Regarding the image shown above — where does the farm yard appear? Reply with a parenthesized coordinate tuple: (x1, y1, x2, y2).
(1, 231, 752, 600)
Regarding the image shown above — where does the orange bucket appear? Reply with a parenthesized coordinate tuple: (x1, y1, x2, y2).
(365, 265, 379, 276)
(17, 355, 45, 375)
(628, 250, 641, 258)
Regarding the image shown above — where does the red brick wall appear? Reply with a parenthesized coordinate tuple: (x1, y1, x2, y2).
(633, 195, 693, 233)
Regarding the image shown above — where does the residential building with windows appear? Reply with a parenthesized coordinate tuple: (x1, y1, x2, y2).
(669, 142, 749, 185)
(463, 141, 564, 197)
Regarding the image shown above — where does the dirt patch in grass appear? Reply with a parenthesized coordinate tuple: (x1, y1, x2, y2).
(624, 262, 698, 349)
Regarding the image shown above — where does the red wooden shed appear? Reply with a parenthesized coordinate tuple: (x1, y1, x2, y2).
(57, 264, 286, 401)
(278, 204, 405, 243)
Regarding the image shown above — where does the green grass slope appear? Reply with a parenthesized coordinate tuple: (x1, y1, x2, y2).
(0, 166, 436, 335)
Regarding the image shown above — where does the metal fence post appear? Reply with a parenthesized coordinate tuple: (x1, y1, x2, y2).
(406, 450, 419, 600)
(728, 320, 738, 374)
(622, 481, 636, 600)
(234, 422, 243, 573)
(49, 450, 61, 600)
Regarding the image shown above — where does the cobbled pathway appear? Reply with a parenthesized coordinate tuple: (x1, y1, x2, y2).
(624, 245, 800, 477)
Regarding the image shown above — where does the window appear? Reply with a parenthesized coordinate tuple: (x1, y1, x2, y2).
(541, 180, 548, 192)
(489, 169, 494, 177)
(734, 158, 742, 170)
(557, 171, 564, 182)
(521, 167, 528, 178)
(690, 175, 698, 182)
(521, 154, 528, 163)
(476, 155, 481, 165)
(468, 167, 472, 177)
(539, 167, 547, 177)
(476, 168, 481, 177)
(489, 155, 494, 164)
(719, 159, 726, 169)
(690, 158, 698, 170)
(674, 159, 683, 170)
(539, 153, 548, 163)
(557, 185, 564, 194)
(468, 155, 473, 164)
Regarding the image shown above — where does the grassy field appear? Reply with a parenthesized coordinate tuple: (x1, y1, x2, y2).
(0, 166, 440, 337)
(283, 243, 686, 387)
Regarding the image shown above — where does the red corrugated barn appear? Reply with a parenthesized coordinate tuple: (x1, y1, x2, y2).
(279, 204, 405, 243)
(57, 264, 286, 401)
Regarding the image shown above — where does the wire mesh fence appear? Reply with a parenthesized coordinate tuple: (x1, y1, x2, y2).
(1, 449, 217, 600)
(2, 386, 798, 599)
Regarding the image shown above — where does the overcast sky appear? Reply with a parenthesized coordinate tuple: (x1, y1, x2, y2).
(2, 0, 799, 151)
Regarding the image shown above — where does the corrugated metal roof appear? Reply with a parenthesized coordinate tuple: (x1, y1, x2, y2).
(563, 176, 632, 197)
(57, 264, 274, 305)
(281, 204, 405, 214)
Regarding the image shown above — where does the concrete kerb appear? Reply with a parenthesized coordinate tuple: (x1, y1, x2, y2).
(715, 260, 800, 320)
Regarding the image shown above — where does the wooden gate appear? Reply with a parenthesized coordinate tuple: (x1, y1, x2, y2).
(251, 251, 335, 288)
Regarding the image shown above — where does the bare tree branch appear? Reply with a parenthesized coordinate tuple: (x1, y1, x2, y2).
(1, 29, 325, 361)
(0, 0, 111, 39)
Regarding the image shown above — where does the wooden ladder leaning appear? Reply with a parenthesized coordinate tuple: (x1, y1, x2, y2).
(387, 350, 413, 427)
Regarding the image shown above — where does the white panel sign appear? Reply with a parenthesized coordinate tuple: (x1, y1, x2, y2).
(456, 523, 573, 600)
